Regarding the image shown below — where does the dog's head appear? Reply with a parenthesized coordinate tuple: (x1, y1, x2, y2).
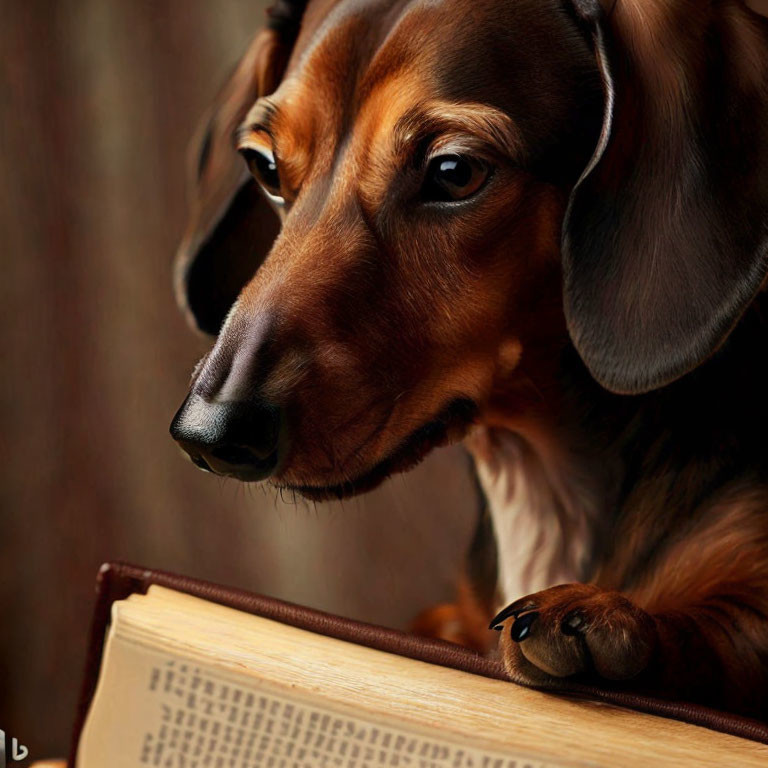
(171, 0, 768, 498)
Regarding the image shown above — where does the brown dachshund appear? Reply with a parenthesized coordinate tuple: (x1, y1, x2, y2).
(170, 0, 768, 719)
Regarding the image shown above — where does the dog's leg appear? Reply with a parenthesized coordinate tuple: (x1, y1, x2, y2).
(410, 465, 499, 653)
(492, 493, 768, 717)
(410, 575, 497, 653)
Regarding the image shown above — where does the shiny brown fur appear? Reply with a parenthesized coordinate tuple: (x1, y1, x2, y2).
(175, 0, 768, 718)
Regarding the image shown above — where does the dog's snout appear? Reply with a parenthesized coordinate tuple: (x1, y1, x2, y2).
(170, 394, 284, 481)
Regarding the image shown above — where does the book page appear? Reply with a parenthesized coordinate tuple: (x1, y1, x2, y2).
(77, 632, 569, 768)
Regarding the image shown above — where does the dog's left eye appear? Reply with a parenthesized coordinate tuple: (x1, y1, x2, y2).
(422, 154, 490, 202)
(241, 147, 283, 201)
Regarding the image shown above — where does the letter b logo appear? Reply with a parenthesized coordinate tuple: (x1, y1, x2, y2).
(0, 731, 30, 765)
(11, 740, 27, 761)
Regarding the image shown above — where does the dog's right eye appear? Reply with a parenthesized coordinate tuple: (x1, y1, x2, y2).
(241, 148, 283, 202)
(421, 154, 490, 203)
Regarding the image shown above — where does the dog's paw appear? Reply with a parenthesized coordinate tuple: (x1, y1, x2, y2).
(491, 584, 657, 685)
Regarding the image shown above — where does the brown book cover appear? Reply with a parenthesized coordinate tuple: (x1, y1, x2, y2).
(68, 562, 768, 765)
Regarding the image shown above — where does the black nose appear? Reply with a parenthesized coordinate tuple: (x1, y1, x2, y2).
(170, 394, 283, 481)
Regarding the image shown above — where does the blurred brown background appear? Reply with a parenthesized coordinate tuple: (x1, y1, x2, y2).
(0, 0, 477, 759)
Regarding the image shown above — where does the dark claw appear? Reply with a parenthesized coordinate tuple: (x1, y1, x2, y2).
(510, 611, 539, 642)
(489, 601, 537, 631)
(561, 610, 586, 636)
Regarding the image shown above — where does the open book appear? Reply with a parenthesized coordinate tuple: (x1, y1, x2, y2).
(71, 564, 768, 767)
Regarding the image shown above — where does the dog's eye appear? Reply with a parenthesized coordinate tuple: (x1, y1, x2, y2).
(241, 148, 283, 201)
(422, 154, 490, 202)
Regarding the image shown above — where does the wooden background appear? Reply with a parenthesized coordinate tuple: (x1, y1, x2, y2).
(0, 0, 476, 758)
(3, 0, 768, 761)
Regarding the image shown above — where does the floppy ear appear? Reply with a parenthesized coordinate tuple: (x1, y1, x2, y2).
(175, 3, 306, 336)
(563, 0, 768, 393)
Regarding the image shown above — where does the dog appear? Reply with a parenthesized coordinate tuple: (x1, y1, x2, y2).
(170, 0, 768, 719)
